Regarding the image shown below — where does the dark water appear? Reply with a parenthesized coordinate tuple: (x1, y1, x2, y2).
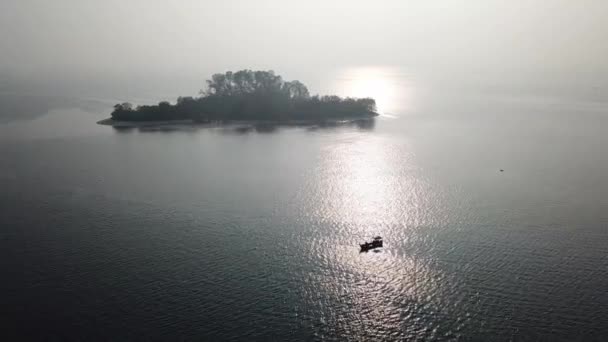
(1, 69, 608, 340)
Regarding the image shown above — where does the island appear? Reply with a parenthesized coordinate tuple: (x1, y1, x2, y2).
(99, 70, 377, 126)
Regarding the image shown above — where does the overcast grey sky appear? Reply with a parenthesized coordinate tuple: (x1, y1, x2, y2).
(1, 0, 607, 85)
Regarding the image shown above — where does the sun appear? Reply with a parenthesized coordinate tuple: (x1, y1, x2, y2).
(341, 67, 397, 115)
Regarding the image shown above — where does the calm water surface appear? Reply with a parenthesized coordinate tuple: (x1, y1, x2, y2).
(1, 68, 607, 340)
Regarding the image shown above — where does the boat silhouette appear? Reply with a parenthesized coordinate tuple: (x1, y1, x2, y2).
(360, 236, 383, 252)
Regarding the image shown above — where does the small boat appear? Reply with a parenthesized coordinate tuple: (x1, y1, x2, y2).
(360, 236, 383, 251)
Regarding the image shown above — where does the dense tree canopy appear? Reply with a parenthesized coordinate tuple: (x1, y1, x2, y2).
(111, 70, 376, 122)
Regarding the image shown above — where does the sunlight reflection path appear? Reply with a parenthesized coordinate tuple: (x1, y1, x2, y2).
(293, 132, 458, 339)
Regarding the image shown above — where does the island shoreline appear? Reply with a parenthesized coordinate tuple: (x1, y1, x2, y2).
(97, 115, 378, 128)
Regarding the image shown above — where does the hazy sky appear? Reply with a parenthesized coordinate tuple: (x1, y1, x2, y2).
(1, 0, 607, 86)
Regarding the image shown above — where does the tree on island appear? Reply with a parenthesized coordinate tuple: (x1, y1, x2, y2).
(111, 70, 377, 122)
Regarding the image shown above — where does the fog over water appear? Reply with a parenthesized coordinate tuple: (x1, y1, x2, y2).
(1, 0, 607, 99)
(1, 1, 608, 340)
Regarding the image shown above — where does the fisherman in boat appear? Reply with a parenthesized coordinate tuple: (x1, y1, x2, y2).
(360, 236, 382, 251)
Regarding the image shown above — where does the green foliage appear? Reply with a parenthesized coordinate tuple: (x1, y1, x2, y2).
(111, 70, 377, 122)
